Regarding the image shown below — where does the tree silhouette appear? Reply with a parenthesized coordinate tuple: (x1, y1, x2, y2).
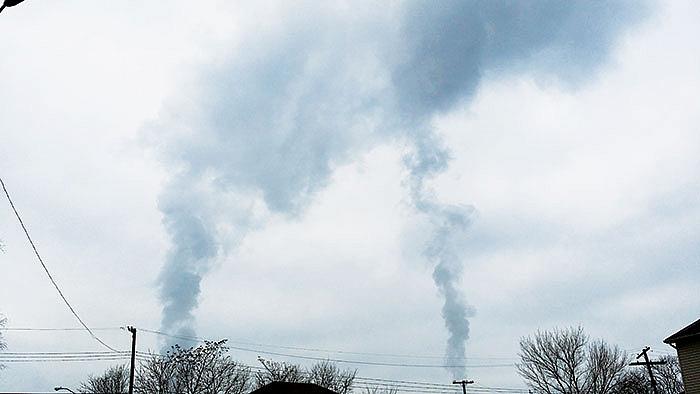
(517, 326, 628, 394)
(136, 340, 252, 394)
(613, 356, 684, 394)
(0, 314, 7, 371)
(79, 364, 129, 394)
(255, 358, 356, 394)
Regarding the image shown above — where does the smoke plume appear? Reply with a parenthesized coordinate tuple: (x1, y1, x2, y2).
(153, 0, 647, 369)
(403, 132, 476, 377)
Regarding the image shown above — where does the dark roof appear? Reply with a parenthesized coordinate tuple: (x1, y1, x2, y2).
(250, 382, 338, 394)
(664, 318, 700, 344)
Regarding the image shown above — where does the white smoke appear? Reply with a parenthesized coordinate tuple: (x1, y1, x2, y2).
(152, 0, 648, 369)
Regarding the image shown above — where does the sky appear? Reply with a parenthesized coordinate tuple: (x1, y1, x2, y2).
(1, 0, 699, 391)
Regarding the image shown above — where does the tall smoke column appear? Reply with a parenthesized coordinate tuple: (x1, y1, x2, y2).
(404, 133, 475, 378)
(157, 175, 218, 340)
(390, 0, 648, 375)
(152, 12, 392, 345)
(151, 0, 647, 361)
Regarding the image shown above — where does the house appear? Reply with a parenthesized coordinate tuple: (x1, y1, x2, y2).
(665, 318, 700, 394)
(250, 382, 339, 394)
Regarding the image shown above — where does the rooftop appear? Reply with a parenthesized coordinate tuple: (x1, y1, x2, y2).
(664, 317, 700, 345)
(250, 382, 339, 394)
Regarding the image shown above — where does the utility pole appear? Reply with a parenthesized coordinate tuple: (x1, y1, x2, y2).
(629, 346, 665, 394)
(452, 379, 474, 394)
(127, 326, 137, 394)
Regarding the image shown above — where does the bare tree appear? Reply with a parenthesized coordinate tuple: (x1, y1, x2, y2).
(255, 358, 356, 393)
(79, 364, 129, 394)
(517, 326, 628, 394)
(613, 355, 684, 394)
(254, 358, 306, 388)
(307, 360, 356, 394)
(136, 351, 176, 394)
(0, 247, 7, 371)
(0, 314, 6, 371)
(136, 340, 252, 394)
(134, 343, 354, 394)
(654, 355, 685, 394)
(586, 339, 628, 393)
(362, 385, 399, 394)
(613, 369, 652, 394)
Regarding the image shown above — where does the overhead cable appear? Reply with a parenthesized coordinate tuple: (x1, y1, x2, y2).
(138, 327, 513, 360)
(0, 177, 118, 352)
(138, 328, 515, 368)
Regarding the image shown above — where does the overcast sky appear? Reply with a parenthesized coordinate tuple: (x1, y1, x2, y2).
(1, 1, 699, 391)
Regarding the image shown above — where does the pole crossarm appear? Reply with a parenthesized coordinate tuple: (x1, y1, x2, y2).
(452, 379, 475, 394)
(629, 361, 666, 366)
(630, 346, 662, 394)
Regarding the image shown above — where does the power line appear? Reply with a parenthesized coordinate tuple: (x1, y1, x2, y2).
(353, 384, 457, 393)
(245, 363, 528, 393)
(353, 384, 524, 394)
(354, 382, 458, 393)
(0, 356, 129, 360)
(0, 177, 118, 352)
(0, 358, 139, 363)
(0, 349, 527, 393)
(0, 350, 150, 363)
(0, 355, 134, 361)
(353, 376, 523, 392)
(133, 350, 525, 393)
(2, 327, 524, 392)
(0, 327, 524, 391)
(1, 351, 129, 355)
(275, 361, 521, 392)
(3, 325, 520, 363)
(470, 385, 529, 393)
(238, 340, 513, 361)
(234, 341, 515, 361)
(137, 328, 517, 367)
(0, 327, 120, 332)
(233, 346, 513, 369)
(139, 328, 513, 369)
(355, 376, 455, 388)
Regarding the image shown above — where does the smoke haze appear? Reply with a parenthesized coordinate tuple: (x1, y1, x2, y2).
(153, 0, 647, 371)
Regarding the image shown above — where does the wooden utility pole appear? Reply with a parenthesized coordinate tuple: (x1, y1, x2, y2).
(629, 346, 666, 394)
(452, 379, 474, 394)
(128, 326, 137, 394)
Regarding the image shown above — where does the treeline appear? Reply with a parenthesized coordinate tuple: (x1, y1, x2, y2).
(517, 326, 684, 394)
(2, 324, 686, 394)
(79, 340, 393, 394)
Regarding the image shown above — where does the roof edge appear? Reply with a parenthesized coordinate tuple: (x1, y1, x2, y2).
(664, 318, 700, 344)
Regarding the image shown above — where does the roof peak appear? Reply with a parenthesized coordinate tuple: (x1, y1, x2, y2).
(664, 317, 700, 344)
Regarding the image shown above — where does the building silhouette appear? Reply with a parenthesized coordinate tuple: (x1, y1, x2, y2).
(665, 318, 700, 394)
